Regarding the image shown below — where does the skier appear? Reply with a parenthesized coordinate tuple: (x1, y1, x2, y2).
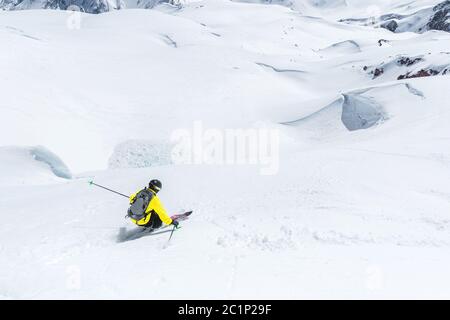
(128, 179, 179, 230)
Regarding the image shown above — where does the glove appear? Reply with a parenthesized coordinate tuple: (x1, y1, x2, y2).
(171, 220, 180, 228)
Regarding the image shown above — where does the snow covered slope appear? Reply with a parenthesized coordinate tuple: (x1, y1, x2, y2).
(1, 0, 450, 299)
(339, 0, 450, 33)
(0, 146, 71, 186)
(0, 0, 191, 12)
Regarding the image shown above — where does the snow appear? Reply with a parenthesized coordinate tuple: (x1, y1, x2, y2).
(1, 0, 450, 299)
(0, 146, 71, 186)
(337, 0, 450, 34)
(108, 139, 174, 169)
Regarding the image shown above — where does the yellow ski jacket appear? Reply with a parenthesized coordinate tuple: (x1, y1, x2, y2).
(129, 189, 173, 226)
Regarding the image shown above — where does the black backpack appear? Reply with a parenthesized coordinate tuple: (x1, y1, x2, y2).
(127, 188, 154, 221)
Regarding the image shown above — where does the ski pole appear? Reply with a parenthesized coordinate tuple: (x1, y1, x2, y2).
(88, 181, 129, 199)
(168, 226, 176, 241)
(168, 225, 178, 242)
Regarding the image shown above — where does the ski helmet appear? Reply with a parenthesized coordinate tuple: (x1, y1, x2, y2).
(149, 179, 162, 193)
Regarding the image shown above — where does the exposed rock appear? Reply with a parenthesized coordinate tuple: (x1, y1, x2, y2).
(381, 20, 398, 32)
(397, 56, 424, 67)
(0, 0, 172, 13)
(398, 69, 440, 80)
(378, 39, 389, 47)
(341, 0, 450, 34)
(373, 68, 384, 78)
(427, 0, 450, 32)
(364, 53, 449, 81)
(44, 0, 111, 13)
(0, 0, 115, 13)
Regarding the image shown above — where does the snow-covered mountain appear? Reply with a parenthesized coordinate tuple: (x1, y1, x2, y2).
(1, 0, 450, 299)
(0, 0, 113, 12)
(2, 0, 450, 34)
(0, 0, 175, 12)
(340, 0, 450, 33)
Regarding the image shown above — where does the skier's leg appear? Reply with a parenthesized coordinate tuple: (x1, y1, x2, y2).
(152, 214, 163, 229)
(146, 212, 163, 229)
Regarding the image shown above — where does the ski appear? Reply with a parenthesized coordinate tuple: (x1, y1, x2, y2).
(117, 210, 193, 242)
(170, 210, 193, 222)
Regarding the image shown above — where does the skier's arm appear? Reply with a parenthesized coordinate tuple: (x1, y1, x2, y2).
(129, 192, 137, 204)
(150, 196, 173, 225)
